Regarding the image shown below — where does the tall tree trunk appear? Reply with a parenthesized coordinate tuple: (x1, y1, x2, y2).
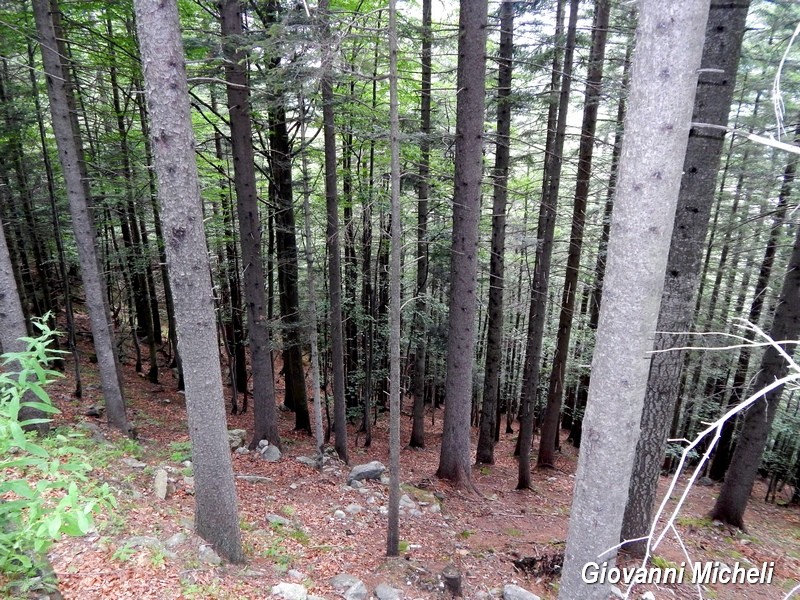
(476, 0, 515, 465)
(219, 0, 281, 449)
(709, 219, 800, 528)
(410, 0, 432, 449)
(558, 1, 709, 596)
(620, 0, 750, 554)
(539, 0, 610, 467)
(319, 0, 348, 463)
(134, 0, 244, 562)
(33, 0, 129, 432)
(435, 0, 488, 487)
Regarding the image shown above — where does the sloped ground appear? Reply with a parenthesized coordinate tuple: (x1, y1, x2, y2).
(9, 338, 800, 600)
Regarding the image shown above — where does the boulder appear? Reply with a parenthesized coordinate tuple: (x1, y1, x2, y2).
(259, 444, 282, 462)
(228, 429, 247, 450)
(343, 581, 367, 600)
(375, 582, 403, 599)
(271, 582, 308, 600)
(347, 461, 386, 484)
(330, 574, 360, 591)
(502, 584, 540, 600)
(153, 468, 170, 500)
(198, 544, 222, 566)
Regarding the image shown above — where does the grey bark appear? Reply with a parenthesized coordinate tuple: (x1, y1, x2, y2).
(476, 0, 515, 466)
(435, 0, 488, 487)
(134, 0, 244, 563)
(219, 0, 281, 449)
(558, 1, 709, 597)
(621, 0, 750, 553)
(33, 0, 129, 432)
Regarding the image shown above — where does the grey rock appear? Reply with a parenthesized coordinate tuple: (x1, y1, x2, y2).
(237, 475, 272, 484)
(409, 509, 423, 518)
(308, 597, 325, 600)
(198, 544, 222, 566)
(259, 444, 282, 462)
(349, 479, 363, 489)
(345, 504, 363, 514)
(287, 569, 305, 581)
(399, 494, 416, 509)
(235, 446, 250, 455)
(228, 428, 247, 450)
(267, 514, 292, 527)
(375, 582, 403, 599)
(639, 593, 656, 600)
(153, 468, 170, 500)
(258, 439, 270, 449)
(333, 509, 347, 520)
(123, 536, 162, 549)
(347, 461, 386, 484)
(271, 582, 308, 600)
(609, 586, 625, 599)
(183, 475, 194, 489)
(164, 532, 187, 549)
(329, 574, 360, 591)
(380, 476, 391, 485)
(343, 581, 368, 600)
(121, 457, 147, 469)
(502, 584, 540, 600)
(429, 504, 441, 514)
(296, 456, 319, 467)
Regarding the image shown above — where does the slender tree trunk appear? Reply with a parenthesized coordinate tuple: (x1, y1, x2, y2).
(319, 0, 348, 463)
(220, 0, 281, 449)
(134, 0, 244, 562)
(539, 0, 610, 467)
(558, 1, 709, 596)
(33, 0, 129, 432)
(476, 0, 515, 465)
(620, 1, 750, 554)
(435, 0, 488, 488)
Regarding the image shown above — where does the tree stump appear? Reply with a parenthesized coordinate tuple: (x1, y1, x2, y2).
(442, 564, 462, 597)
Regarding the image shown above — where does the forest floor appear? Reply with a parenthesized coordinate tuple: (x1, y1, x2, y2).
(6, 331, 800, 600)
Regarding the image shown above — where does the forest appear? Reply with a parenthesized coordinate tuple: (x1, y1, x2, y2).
(1, 0, 800, 598)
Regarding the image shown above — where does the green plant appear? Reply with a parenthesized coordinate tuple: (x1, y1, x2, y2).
(169, 440, 192, 462)
(399, 540, 409, 553)
(0, 320, 116, 581)
(479, 466, 491, 476)
(112, 543, 138, 563)
(458, 529, 475, 539)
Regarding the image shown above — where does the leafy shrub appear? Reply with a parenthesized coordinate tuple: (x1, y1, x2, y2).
(0, 320, 115, 581)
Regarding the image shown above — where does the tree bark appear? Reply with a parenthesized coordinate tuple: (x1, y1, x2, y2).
(435, 0, 488, 487)
(134, 0, 244, 562)
(621, 0, 750, 553)
(558, 1, 709, 597)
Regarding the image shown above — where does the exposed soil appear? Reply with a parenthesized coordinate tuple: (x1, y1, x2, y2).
(9, 333, 800, 600)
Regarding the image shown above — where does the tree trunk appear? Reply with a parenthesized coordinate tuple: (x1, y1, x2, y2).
(558, 1, 709, 597)
(33, 0, 129, 432)
(709, 219, 800, 528)
(435, 0, 488, 487)
(620, 0, 750, 554)
(219, 0, 281, 449)
(476, 0, 515, 466)
(319, 0, 348, 463)
(134, 0, 244, 562)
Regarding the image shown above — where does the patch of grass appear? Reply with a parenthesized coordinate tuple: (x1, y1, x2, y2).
(458, 530, 475, 539)
(149, 546, 167, 568)
(479, 466, 491, 476)
(280, 505, 296, 517)
(677, 515, 713, 529)
(504, 527, 522, 538)
(169, 441, 192, 463)
(289, 529, 310, 544)
(111, 543, 137, 563)
(651, 555, 677, 570)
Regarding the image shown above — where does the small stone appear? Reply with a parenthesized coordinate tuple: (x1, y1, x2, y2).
(121, 458, 147, 469)
(198, 544, 221, 566)
(237, 475, 272, 484)
(85, 405, 103, 418)
(429, 504, 441, 514)
(639, 593, 656, 600)
(399, 494, 415, 509)
(289, 483, 298, 490)
(153, 468, 169, 500)
(267, 514, 292, 527)
(349, 479, 364, 489)
(287, 569, 304, 581)
(609, 586, 625, 599)
(235, 447, 250, 455)
(345, 504, 363, 514)
(183, 475, 194, 489)
(258, 439, 270, 449)
(271, 582, 308, 600)
(409, 509, 423, 518)
(329, 574, 360, 591)
(165, 532, 187, 549)
(375, 582, 403, 599)
(343, 581, 368, 600)
(359, 488, 370, 495)
(182, 460, 192, 468)
(347, 461, 386, 484)
(502, 584, 540, 600)
(259, 445, 282, 462)
(380, 476, 391, 485)
(334, 510, 347, 519)
(296, 456, 318, 467)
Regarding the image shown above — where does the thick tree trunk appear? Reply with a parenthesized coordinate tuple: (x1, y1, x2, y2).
(134, 0, 244, 562)
(435, 0, 488, 488)
(558, 1, 709, 597)
(219, 0, 281, 449)
(621, 1, 750, 554)
(476, 0, 515, 466)
(33, 0, 129, 432)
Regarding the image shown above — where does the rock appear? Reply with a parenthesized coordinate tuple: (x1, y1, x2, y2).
(345, 504, 363, 514)
(288, 569, 305, 581)
(296, 456, 318, 468)
(271, 582, 308, 600)
(349, 479, 364, 489)
(258, 439, 270, 449)
(697, 477, 714, 487)
(343, 581, 368, 600)
(165, 532, 187, 549)
(79, 422, 107, 443)
(409, 509, 423, 518)
(123, 536, 162, 549)
(154, 468, 170, 500)
(333, 510, 347, 520)
(237, 475, 272, 484)
(375, 582, 403, 599)
(259, 444, 282, 462)
(121, 457, 147, 469)
(85, 405, 103, 418)
(228, 429, 247, 450)
(380, 476, 391, 485)
(347, 461, 386, 484)
(429, 504, 441, 514)
(235, 446, 250, 455)
(399, 494, 416, 509)
(639, 593, 656, 600)
(609, 586, 625, 599)
(502, 584, 540, 600)
(329, 574, 360, 591)
(198, 544, 222, 566)
(267, 514, 292, 527)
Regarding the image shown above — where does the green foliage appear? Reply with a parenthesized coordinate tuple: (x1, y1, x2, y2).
(169, 440, 192, 463)
(0, 321, 115, 582)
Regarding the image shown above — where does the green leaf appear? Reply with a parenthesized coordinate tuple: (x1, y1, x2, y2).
(0, 479, 35, 499)
(48, 515, 63, 539)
